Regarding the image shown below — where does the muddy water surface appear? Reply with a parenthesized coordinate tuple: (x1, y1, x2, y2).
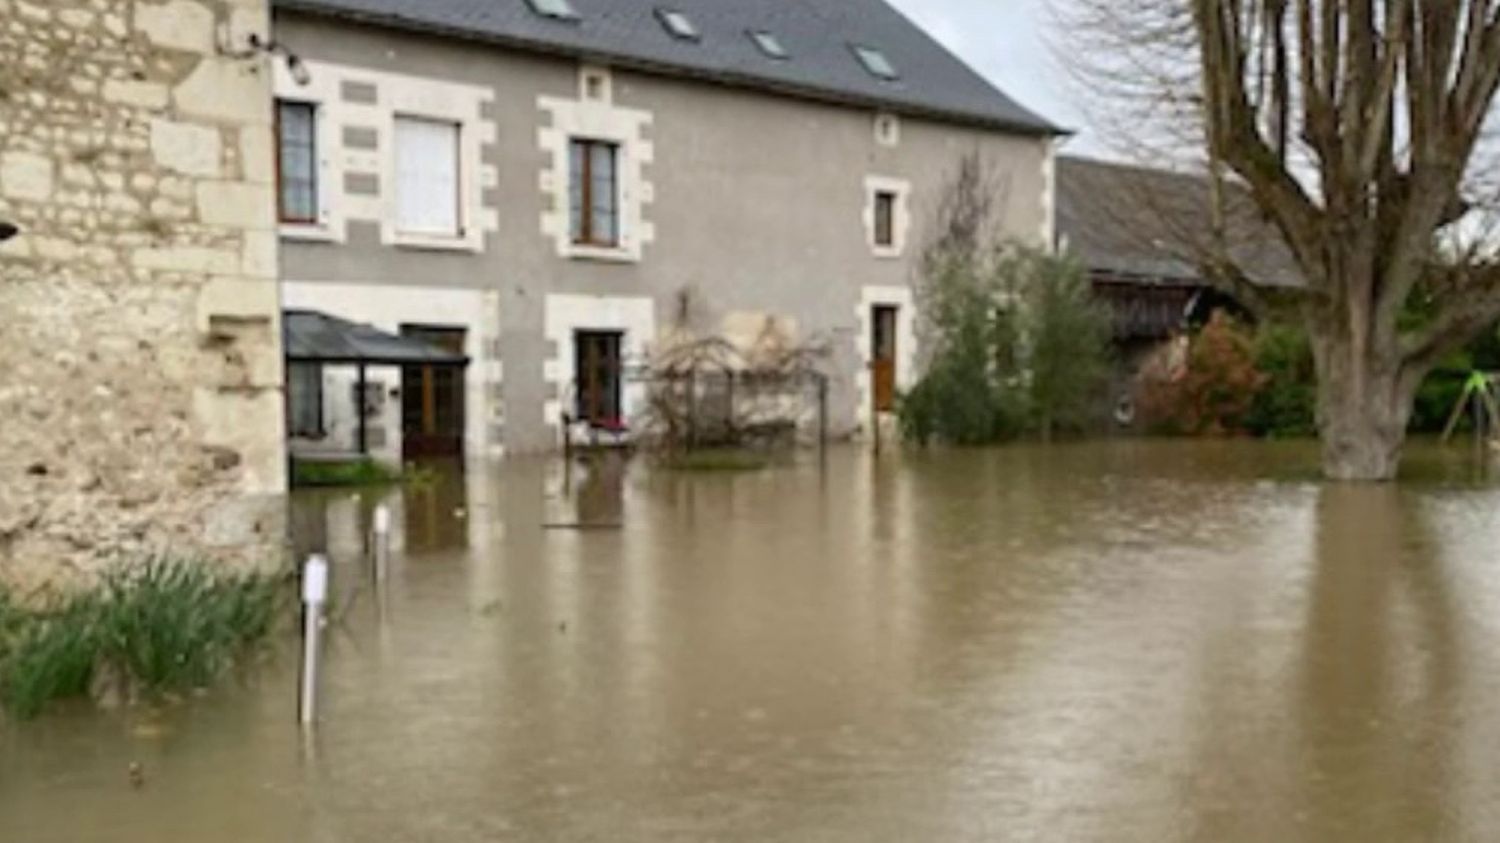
(6, 441, 1500, 841)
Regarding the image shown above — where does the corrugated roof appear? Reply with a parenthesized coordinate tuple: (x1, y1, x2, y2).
(272, 0, 1061, 135)
(1055, 156, 1304, 289)
(284, 310, 470, 365)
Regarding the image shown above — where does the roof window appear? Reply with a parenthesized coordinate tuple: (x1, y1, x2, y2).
(656, 8, 700, 41)
(852, 44, 899, 80)
(749, 30, 788, 60)
(526, 0, 578, 21)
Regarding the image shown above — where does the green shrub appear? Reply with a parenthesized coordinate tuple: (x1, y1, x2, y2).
(1246, 323, 1318, 438)
(1020, 251, 1114, 438)
(0, 560, 285, 720)
(899, 265, 1025, 445)
(898, 247, 1110, 445)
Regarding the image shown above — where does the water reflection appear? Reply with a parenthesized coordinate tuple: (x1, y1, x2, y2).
(7, 441, 1500, 842)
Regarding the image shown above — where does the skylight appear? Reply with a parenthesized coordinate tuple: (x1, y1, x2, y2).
(656, 8, 700, 41)
(526, 0, 578, 21)
(749, 30, 788, 60)
(852, 44, 898, 80)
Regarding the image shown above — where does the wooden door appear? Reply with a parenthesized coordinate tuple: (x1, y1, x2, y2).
(871, 305, 899, 413)
(401, 325, 467, 459)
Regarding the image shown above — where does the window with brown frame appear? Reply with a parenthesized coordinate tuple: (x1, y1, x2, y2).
(874, 190, 896, 248)
(276, 100, 319, 224)
(569, 138, 620, 247)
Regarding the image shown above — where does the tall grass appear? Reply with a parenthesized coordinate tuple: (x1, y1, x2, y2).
(0, 559, 286, 720)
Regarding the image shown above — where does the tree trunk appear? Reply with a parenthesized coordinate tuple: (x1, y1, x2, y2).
(1312, 331, 1418, 482)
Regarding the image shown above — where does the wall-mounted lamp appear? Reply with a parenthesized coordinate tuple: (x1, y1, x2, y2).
(222, 32, 311, 87)
(0, 222, 19, 243)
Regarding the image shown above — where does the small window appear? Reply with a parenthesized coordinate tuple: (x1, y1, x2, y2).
(584, 72, 606, 101)
(874, 191, 896, 247)
(526, 0, 578, 21)
(276, 100, 318, 224)
(852, 44, 899, 80)
(569, 138, 620, 247)
(655, 8, 699, 41)
(748, 30, 787, 60)
(395, 116, 462, 237)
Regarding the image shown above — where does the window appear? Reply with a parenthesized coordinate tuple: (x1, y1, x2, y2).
(526, 0, 578, 21)
(287, 363, 324, 437)
(276, 101, 318, 224)
(394, 116, 462, 237)
(655, 8, 699, 41)
(569, 138, 619, 247)
(874, 190, 896, 247)
(852, 44, 899, 80)
(584, 71, 606, 101)
(748, 30, 788, 60)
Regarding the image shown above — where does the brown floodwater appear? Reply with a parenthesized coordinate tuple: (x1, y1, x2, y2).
(6, 440, 1500, 841)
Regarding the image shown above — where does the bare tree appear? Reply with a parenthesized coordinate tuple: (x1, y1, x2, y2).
(1061, 0, 1500, 480)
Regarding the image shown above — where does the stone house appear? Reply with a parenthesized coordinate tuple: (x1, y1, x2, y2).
(0, 0, 286, 587)
(269, 0, 1061, 460)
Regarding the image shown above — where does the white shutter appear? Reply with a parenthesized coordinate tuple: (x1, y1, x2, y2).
(395, 117, 461, 236)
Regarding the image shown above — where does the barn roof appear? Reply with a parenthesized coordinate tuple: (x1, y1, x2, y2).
(1055, 156, 1304, 289)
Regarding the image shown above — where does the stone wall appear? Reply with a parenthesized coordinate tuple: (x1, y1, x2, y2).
(0, 0, 286, 592)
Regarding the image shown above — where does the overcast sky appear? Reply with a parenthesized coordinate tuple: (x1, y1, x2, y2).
(885, 0, 1105, 156)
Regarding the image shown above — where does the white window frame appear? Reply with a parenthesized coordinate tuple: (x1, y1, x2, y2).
(538, 81, 656, 264)
(271, 78, 340, 243)
(381, 95, 488, 253)
(864, 175, 912, 259)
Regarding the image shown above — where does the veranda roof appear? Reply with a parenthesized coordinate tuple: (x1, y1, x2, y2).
(283, 309, 469, 366)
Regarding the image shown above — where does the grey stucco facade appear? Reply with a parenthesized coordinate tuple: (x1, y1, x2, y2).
(272, 8, 1055, 456)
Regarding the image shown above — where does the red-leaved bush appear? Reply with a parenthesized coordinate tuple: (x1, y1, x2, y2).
(1136, 312, 1268, 435)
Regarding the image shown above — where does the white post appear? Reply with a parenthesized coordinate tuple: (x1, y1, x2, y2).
(372, 505, 391, 583)
(299, 554, 330, 728)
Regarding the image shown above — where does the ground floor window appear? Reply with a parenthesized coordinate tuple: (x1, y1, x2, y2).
(287, 362, 324, 437)
(574, 330, 624, 426)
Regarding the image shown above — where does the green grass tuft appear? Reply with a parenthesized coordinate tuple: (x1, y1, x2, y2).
(0, 559, 286, 720)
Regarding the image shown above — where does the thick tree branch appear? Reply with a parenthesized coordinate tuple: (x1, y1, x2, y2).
(1402, 266, 1500, 372)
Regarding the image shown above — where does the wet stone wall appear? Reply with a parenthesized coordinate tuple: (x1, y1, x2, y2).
(0, 0, 286, 592)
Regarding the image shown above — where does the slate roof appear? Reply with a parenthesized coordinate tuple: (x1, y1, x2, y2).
(272, 0, 1061, 135)
(284, 310, 470, 365)
(1055, 156, 1304, 289)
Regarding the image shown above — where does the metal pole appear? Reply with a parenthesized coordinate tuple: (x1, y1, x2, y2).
(356, 364, 369, 456)
(818, 374, 829, 457)
(870, 362, 881, 456)
(299, 554, 329, 728)
(372, 505, 391, 584)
